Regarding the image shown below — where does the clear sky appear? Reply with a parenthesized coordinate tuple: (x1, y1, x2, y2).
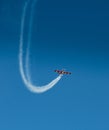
(0, 0, 109, 129)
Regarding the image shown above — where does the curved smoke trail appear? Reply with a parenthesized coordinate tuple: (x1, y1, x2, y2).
(19, 0, 63, 93)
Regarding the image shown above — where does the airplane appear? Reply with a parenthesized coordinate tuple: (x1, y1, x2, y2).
(54, 69, 71, 75)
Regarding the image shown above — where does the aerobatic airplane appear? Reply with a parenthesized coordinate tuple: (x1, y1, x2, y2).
(54, 69, 71, 75)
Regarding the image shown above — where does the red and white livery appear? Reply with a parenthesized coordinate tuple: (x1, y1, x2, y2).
(54, 69, 71, 75)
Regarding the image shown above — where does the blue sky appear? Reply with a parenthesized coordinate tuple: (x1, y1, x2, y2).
(0, 0, 109, 129)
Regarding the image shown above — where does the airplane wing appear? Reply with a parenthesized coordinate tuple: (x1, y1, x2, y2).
(54, 70, 71, 75)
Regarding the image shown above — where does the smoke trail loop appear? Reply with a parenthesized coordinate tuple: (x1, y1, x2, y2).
(19, 0, 63, 93)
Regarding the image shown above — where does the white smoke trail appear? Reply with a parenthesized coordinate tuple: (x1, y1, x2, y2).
(19, 0, 63, 93)
(25, 0, 37, 83)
